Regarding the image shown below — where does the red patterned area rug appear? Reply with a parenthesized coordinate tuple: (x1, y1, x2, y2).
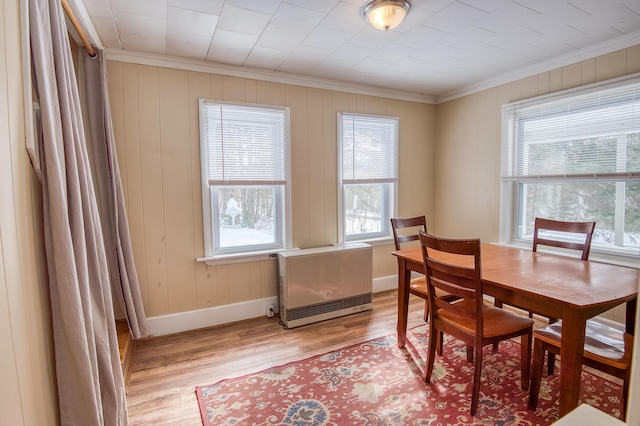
(195, 325, 624, 425)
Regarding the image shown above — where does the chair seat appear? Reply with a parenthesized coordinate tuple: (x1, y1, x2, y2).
(409, 276, 427, 294)
(438, 299, 534, 338)
(533, 320, 633, 369)
(529, 318, 633, 418)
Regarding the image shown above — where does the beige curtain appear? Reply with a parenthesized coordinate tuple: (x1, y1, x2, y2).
(80, 49, 149, 340)
(29, 0, 127, 423)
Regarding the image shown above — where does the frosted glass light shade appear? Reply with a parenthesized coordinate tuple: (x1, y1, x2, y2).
(364, 0, 411, 31)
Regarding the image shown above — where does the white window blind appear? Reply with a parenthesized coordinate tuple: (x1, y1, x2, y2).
(198, 100, 291, 258)
(201, 101, 288, 185)
(341, 113, 398, 183)
(503, 78, 640, 182)
(500, 75, 640, 257)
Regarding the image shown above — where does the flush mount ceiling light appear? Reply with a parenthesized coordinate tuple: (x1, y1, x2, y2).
(363, 0, 411, 31)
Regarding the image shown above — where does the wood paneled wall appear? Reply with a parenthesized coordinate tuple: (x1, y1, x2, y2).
(106, 62, 435, 317)
(0, 0, 58, 424)
(434, 45, 640, 323)
(435, 46, 640, 242)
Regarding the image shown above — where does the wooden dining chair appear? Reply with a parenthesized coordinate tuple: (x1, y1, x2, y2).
(494, 217, 596, 368)
(419, 231, 534, 416)
(528, 320, 633, 419)
(531, 217, 596, 260)
(391, 216, 460, 323)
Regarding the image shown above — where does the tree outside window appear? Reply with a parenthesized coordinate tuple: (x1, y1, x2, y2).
(199, 100, 290, 256)
(339, 113, 398, 242)
(502, 78, 640, 256)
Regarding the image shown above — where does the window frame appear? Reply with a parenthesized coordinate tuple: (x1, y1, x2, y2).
(338, 112, 399, 243)
(198, 99, 292, 262)
(499, 73, 640, 260)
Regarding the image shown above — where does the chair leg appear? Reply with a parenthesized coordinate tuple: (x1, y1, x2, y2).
(425, 325, 438, 383)
(528, 339, 545, 410)
(546, 317, 558, 375)
(470, 346, 483, 416)
(492, 299, 503, 352)
(467, 345, 474, 362)
(547, 353, 556, 375)
(423, 300, 429, 322)
(622, 369, 630, 421)
(436, 330, 443, 356)
(520, 332, 531, 390)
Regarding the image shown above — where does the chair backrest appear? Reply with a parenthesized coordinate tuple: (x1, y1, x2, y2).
(390, 216, 427, 250)
(418, 231, 483, 336)
(533, 218, 596, 261)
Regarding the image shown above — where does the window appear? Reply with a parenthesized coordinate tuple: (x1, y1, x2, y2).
(199, 100, 291, 257)
(339, 113, 398, 242)
(501, 76, 640, 257)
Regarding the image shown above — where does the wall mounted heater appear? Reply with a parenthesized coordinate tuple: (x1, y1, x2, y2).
(278, 243, 373, 329)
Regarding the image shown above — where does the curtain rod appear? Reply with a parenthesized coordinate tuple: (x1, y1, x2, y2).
(61, 0, 96, 57)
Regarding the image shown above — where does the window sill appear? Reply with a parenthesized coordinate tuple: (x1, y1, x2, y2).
(495, 241, 640, 269)
(343, 236, 394, 247)
(197, 238, 396, 265)
(197, 248, 295, 266)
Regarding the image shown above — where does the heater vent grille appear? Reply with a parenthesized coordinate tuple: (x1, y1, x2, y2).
(286, 294, 372, 321)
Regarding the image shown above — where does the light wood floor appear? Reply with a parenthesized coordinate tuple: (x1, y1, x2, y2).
(126, 290, 429, 425)
(124, 290, 618, 425)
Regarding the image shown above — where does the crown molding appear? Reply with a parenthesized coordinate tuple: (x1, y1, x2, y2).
(105, 49, 437, 104)
(436, 30, 640, 104)
(100, 27, 640, 106)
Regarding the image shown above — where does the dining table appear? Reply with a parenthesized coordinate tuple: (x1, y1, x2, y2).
(392, 243, 639, 417)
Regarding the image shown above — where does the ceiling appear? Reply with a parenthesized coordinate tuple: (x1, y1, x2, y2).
(75, 0, 640, 101)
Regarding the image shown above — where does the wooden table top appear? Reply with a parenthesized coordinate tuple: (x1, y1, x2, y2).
(393, 243, 639, 311)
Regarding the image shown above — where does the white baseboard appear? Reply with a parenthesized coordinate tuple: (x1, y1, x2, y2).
(145, 274, 624, 337)
(146, 275, 398, 336)
(373, 275, 397, 293)
(147, 296, 279, 336)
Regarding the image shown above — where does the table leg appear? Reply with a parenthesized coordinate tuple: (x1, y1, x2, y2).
(397, 258, 410, 348)
(558, 311, 586, 417)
